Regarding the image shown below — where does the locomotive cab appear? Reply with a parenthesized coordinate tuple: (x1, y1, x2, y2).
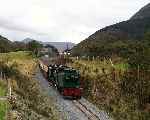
(57, 68, 82, 98)
(63, 69, 80, 88)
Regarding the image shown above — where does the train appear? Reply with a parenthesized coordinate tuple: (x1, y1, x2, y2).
(39, 59, 82, 99)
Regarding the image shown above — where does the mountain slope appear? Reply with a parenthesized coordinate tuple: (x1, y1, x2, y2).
(71, 3, 150, 56)
(0, 35, 13, 53)
(131, 3, 150, 20)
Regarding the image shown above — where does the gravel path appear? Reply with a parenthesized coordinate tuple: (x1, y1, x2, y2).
(34, 68, 112, 120)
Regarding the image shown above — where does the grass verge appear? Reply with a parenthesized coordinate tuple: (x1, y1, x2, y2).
(0, 81, 8, 120)
(0, 51, 60, 120)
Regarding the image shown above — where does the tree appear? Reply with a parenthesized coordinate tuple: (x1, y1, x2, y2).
(12, 41, 27, 51)
(27, 40, 43, 56)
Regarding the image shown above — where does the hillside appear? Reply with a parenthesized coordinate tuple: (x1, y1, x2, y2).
(71, 3, 150, 57)
(0, 36, 13, 53)
(0, 36, 28, 53)
(131, 3, 150, 20)
(23, 38, 75, 52)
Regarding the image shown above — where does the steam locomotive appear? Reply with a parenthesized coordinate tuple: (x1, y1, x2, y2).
(39, 60, 82, 99)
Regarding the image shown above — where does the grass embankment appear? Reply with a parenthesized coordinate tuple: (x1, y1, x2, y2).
(0, 81, 8, 120)
(0, 82, 6, 97)
(68, 58, 150, 120)
(68, 59, 126, 102)
(0, 51, 60, 120)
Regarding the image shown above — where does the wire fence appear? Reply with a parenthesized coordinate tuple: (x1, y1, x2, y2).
(81, 67, 150, 108)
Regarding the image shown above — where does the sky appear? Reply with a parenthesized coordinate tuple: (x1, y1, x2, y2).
(0, 0, 149, 43)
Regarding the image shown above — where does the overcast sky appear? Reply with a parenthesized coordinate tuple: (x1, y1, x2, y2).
(0, 0, 149, 43)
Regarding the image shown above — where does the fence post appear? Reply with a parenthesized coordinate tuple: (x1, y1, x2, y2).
(103, 57, 106, 66)
(109, 58, 114, 67)
(0, 71, 2, 80)
(76, 56, 79, 60)
(138, 65, 143, 106)
(88, 56, 89, 61)
(8, 79, 12, 97)
(93, 56, 95, 61)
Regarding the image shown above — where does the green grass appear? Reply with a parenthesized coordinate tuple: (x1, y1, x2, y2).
(114, 63, 129, 70)
(0, 51, 32, 61)
(0, 82, 7, 120)
(0, 81, 7, 97)
(0, 86, 6, 97)
(0, 101, 8, 120)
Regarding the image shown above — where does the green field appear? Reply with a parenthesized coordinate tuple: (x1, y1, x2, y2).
(0, 51, 32, 60)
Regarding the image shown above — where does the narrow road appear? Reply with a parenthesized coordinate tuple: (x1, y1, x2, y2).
(34, 68, 112, 120)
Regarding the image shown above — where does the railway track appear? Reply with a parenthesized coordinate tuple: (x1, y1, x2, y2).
(73, 100, 100, 120)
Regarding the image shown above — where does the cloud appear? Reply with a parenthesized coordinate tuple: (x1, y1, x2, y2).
(0, 0, 149, 43)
